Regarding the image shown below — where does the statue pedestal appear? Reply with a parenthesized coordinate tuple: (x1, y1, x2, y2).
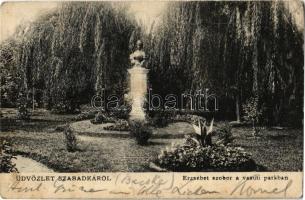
(128, 66, 149, 121)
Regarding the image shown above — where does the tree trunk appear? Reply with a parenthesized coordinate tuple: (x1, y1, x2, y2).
(252, 120, 256, 137)
(32, 87, 35, 111)
(252, 3, 260, 97)
(235, 95, 240, 122)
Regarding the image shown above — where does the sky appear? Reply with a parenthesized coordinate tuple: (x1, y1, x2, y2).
(128, 1, 167, 32)
(285, 0, 304, 31)
(0, 1, 303, 42)
(0, 1, 168, 42)
(0, 2, 58, 41)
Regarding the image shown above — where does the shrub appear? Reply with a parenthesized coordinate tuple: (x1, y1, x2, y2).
(148, 110, 175, 127)
(109, 104, 131, 119)
(73, 111, 97, 121)
(51, 102, 69, 114)
(242, 97, 262, 136)
(63, 125, 78, 152)
(173, 114, 205, 123)
(129, 120, 152, 145)
(154, 135, 256, 171)
(104, 119, 130, 131)
(51, 100, 80, 114)
(16, 92, 30, 120)
(90, 111, 116, 124)
(147, 112, 206, 127)
(16, 104, 30, 120)
(215, 123, 234, 145)
(0, 140, 18, 173)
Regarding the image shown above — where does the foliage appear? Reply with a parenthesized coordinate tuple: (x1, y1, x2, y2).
(104, 119, 130, 131)
(147, 112, 207, 127)
(0, 140, 18, 173)
(90, 111, 116, 124)
(147, 110, 175, 127)
(16, 104, 30, 120)
(73, 111, 97, 121)
(242, 97, 262, 135)
(129, 120, 152, 145)
(155, 135, 256, 171)
(242, 97, 262, 123)
(108, 104, 131, 120)
(215, 123, 234, 145)
(0, 41, 21, 107)
(90, 104, 130, 124)
(51, 101, 80, 114)
(63, 125, 78, 152)
(1, 2, 136, 112)
(16, 92, 31, 120)
(144, 1, 303, 126)
(0, 1, 302, 127)
(0, 110, 302, 171)
(173, 114, 205, 124)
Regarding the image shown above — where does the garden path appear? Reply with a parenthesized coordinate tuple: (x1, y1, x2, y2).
(13, 155, 54, 173)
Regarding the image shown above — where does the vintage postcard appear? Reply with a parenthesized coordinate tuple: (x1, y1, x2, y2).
(0, 0, 304, 199)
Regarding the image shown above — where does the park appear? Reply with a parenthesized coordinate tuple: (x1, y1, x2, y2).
(0, 1, 303, 173)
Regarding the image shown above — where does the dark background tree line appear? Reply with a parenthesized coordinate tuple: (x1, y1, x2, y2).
(144, 1, 303, 126)
(0, 1, 303, 126)
(1, 2, 136, 113)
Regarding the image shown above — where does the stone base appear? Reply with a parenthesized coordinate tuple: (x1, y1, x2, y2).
(128, 66, 149, 122)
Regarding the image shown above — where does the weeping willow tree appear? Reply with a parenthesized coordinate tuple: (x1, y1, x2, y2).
(1, 2, 136, 112)
(144, 1, 303, 126)
(225, 1, 304, 126)
(0, 40, 21, 107)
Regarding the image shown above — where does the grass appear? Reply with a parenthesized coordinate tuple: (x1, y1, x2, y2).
(232, 127, 303, 171)
(0, 131, 180, 172)
(0, 108, 303, 172)
(1, 109, 181, 172)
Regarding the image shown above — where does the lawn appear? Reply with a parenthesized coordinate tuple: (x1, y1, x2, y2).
(233, 127, 303, 171)
(0, 108, 303, 172)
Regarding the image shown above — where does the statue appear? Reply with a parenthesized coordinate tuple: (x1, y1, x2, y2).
(129, 40, 146, 68)
(127, 40, 149, 121)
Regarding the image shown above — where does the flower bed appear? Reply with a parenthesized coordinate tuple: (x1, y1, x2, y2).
(153, 135, 256, 172)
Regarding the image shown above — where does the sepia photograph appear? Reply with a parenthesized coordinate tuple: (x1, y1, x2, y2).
(0, 0, 303, 176)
